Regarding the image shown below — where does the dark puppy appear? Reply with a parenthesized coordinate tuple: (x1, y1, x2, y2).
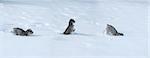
(63, 19, 75, 35)
(106, 24, 124, 36)
(13, 28, 33, 36)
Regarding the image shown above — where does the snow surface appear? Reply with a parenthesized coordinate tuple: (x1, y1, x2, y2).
(0, 0, 149, 58)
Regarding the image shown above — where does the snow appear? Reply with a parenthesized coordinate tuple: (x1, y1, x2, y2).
(0, 0, 149, 58)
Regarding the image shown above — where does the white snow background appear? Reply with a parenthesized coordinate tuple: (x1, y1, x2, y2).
(0, 0, 149, 58)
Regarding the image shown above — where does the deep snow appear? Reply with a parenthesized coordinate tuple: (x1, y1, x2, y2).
(0, 0, 149, 58)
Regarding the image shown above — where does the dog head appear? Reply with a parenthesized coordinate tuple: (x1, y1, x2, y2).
(70, 19, 75, 23)
(26, 29, 34, 35)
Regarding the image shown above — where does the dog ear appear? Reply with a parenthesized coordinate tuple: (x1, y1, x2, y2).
(26, 29, 31, 31)
(70, 19, 75, 23)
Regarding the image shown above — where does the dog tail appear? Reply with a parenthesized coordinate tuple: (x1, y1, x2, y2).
(117, 33, 124, 36)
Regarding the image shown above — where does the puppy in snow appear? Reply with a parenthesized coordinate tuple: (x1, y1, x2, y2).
(63, 19, 75, 35)
(106, 24, 124, 36)
(12, 27, 33, 36)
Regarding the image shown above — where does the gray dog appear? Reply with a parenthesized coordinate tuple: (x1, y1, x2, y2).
(12, 28, 33, 36)
(106, 24, 124, 36)
(63, 19, 75, 35)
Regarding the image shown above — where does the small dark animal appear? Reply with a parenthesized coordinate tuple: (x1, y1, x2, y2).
(63, 19, 75, 35)
(12, 28, 33, 36)
(106, 24, 124, 36)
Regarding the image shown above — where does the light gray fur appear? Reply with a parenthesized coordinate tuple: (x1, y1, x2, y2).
(106, 24, 124, 36)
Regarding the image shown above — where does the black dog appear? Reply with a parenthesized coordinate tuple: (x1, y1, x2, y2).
(12, 28, 33, 36)
(63, 19, 75, 35)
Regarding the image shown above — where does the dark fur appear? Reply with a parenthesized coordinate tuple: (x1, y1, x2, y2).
(13, 28, 33, 36)
(63, 19, 75, 35)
